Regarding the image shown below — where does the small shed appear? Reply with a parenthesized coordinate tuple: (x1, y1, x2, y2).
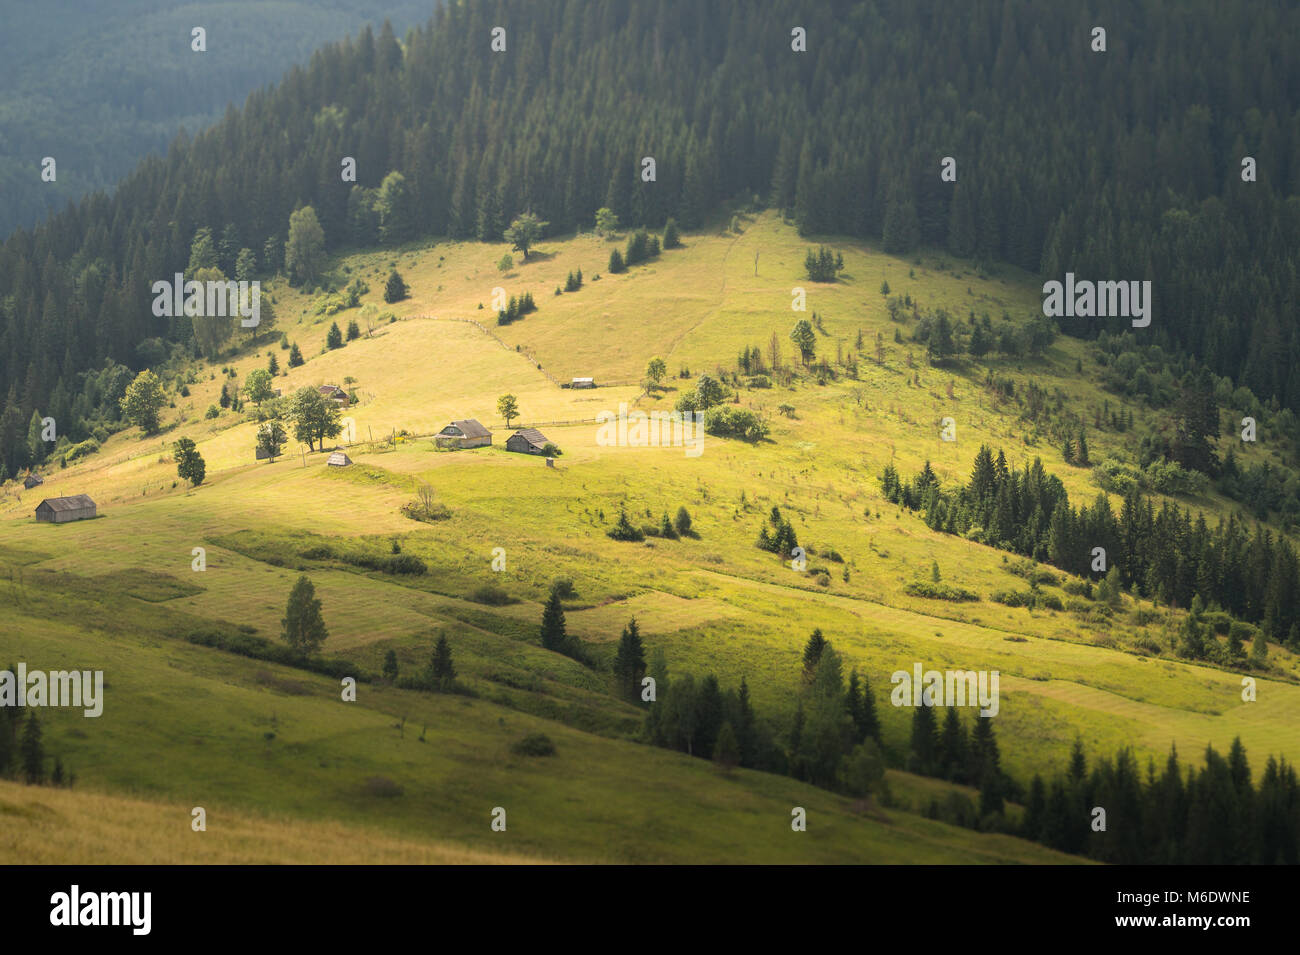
(506, 428, 550, 455)
(436, 419, 492, 449)
(23, 472, 43, 489)
(326, 450, 352, 467)
(35, 494, 96, 523)
(318, 384, 351, 408)
(570, 377, 595, 389)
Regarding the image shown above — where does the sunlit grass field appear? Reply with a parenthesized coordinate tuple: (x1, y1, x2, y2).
(2, 212, 1296, 862)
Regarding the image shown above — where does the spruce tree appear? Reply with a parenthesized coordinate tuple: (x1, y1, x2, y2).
(326, 322, 343, 349)
(281, 575, 328, 656)
(939, 707, 969, 783)
(801, 629, 828, 679)
(1250, 630, 1269, 667)
(20, 711, 43, 784)
(384, 269, 408, 303)
(429, 635, 456, 686)
(969, 715, 1002, 784)
(612, 618, 646, 701)
(382, 649, 399, 682)
(908, 704, 939, 775)
(288, 342, 304, 367)
(540, 586, 568, 652)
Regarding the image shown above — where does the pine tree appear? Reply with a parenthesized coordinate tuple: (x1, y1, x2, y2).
(939, 707, 969, 783)
(970, 715, 1002, 784)
(429, 634, 456, 686)
(673, 506, 692, 537)
(662, 218, 681, 249)
(384, 270, 408, 303)
(979, 763, 1005, 817)
(612, 618, 646, 701)
(802, 629, 828, 679)
(20, 711, 43, 784)
(267, 352, 279, 376)
(288, 343, 304, 367)
(540, 586, 568, 652)
(326, 322, 343, 349)
(382, 649, 399, 682)
(908, 704, 939, 775)
(1250, 630, 1269, 667)
(1076, 426, 1090, 466)
(281, 575, 328, 656)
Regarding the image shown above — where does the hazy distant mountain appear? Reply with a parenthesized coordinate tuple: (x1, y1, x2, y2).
(0, 0, 436, 237)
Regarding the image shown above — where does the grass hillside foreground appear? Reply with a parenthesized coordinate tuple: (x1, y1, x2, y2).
(2, 212, 1295, 864)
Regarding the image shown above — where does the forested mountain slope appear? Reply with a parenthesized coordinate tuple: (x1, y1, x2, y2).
(0, 0, 435, 237)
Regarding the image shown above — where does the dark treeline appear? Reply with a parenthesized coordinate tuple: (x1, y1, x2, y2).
(882, 445, 1300, 649)
(0, 678, 73, 788)
(642, 631, 1300, 863)
(1023, 739, 1300, 865)
(3, 0, 1300, 477)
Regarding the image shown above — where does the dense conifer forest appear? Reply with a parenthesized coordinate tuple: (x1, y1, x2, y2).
(2, 0, 1300, 480)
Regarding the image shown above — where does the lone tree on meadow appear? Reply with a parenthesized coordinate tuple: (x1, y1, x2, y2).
(497, 393, 519, 428)
(244, 368, 274, 406)
(288, 386, 342, 451)
(384, 269, 408, 303)
(428, 635, 456, 689)
(256, 420, 287, 462)
(382, 649, 399, 683)
(281, 575, 328, 656)
(504, 212, 547, 261)
(120, 369, 165, 434)
(540, 585, 568, 652)
(645, 356, 667, 388)
(172, 437, 206, 486)
(790, 319, 817, 366)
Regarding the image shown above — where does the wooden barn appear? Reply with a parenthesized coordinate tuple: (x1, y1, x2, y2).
(23, 472, 43, 489)
(318, 384, 351, 408)
(570, 377, 595, 389)
(326, 450, 352, 467)
(35, 494, 96, 523)
(506, 428, 550, 455)
(436, 419, 492, 449)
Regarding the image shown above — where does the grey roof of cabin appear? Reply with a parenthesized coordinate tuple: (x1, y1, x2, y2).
(448, 419, 491, 439)
(513, 428, 549, 447)
(37, 494, 95, 511)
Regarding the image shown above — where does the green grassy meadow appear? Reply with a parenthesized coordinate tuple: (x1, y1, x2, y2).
(2, 212, 1296, 862)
